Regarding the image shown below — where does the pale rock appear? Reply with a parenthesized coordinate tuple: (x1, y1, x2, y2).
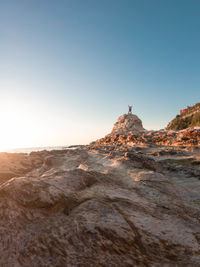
(111, 113, 145, 134)
(0, 148, 200, 266)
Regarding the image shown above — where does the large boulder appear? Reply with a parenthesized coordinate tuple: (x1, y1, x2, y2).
(111, 113, 145, 134)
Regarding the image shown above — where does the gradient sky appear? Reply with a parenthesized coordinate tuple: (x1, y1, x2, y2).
(0, 0, 200, 149)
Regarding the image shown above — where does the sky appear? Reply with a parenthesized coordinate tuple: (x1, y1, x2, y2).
(0, 0, 200, 150)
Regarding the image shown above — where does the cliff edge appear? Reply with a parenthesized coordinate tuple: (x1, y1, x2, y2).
(167, 103, 200, 130)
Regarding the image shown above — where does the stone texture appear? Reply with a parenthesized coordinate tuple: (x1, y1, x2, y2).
(0, 148, 200, 266)
(111, 113, 145, 134)
(93, 128, 200, 148)
(0, 152, 44, 185)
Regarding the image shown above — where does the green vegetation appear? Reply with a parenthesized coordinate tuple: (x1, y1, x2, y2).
(183, 103, 200, 115)
(167, 102, 200, 130)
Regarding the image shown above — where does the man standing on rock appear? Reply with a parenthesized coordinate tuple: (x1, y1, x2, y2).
(128, 105, 132, 114)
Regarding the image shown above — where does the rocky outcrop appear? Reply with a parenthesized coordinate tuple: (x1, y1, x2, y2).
(0, 148, 200, 266)
(92, 128, 200, 148)
(111, 113, 145, 134)
(90, 112, 200, 148)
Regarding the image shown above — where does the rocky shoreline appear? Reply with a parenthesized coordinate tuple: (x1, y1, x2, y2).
(0, 114, 200, 266)
(92, 127, 200, 147)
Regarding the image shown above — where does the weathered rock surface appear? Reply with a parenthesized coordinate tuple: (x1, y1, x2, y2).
(0, 147, 200, 266)
(92, 128, 200, 148)
(0, 152, 45, 185)
(111, 113, 145, 134)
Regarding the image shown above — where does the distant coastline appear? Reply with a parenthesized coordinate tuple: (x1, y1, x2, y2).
(6, 146, 69, 154)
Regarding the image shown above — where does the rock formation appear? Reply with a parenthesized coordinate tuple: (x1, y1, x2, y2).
(0, 147, 200, 266)
(93, 128, 200, 148)
(0, 112, 200, 266)
(111, 113, 145, 134)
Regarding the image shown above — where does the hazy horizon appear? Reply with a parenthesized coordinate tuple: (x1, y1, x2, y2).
(1, 0, 200, 151)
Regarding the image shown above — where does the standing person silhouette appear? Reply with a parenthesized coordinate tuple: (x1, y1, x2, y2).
(128, 105, 132, 114)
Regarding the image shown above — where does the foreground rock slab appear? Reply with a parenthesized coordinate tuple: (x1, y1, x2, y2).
(0, 148, 200, 266)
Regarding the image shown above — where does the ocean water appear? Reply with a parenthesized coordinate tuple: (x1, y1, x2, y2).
(6, 146, 70, 154)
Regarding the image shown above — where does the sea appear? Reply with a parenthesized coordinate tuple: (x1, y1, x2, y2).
(6, 146, 77, 154)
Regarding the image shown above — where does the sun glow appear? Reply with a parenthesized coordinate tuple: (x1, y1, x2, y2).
(0, 83, 108, 152)
(0, 88, 52, 151)
(0, 90, 94, 152)
(0, 101, 34, 151)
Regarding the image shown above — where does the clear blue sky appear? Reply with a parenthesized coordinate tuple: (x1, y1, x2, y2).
(0, 0, 200, 148)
